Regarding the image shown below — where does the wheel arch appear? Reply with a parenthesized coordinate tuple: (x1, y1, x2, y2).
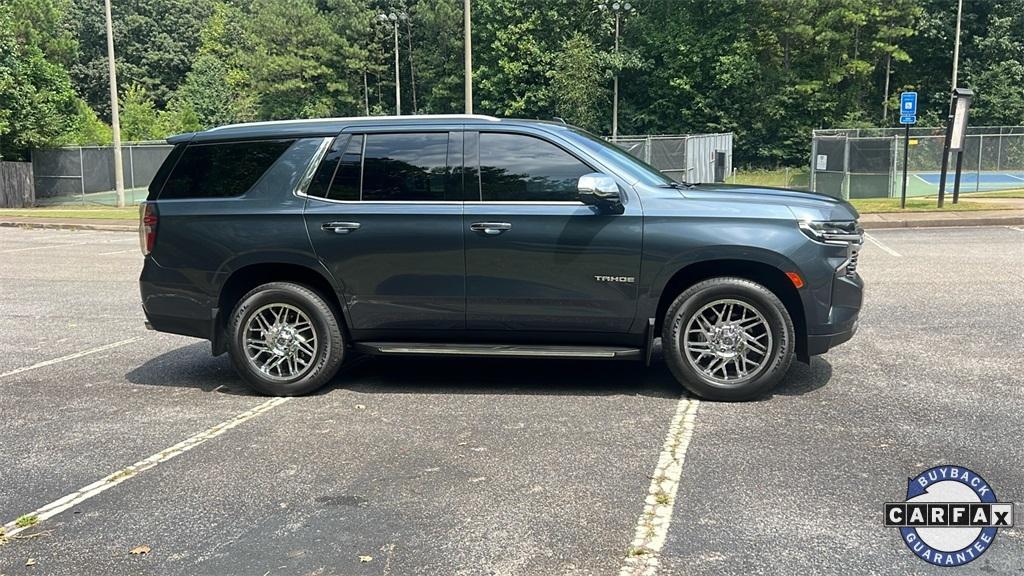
(653, 259, 809, 362)
(213, 262, 349, 355)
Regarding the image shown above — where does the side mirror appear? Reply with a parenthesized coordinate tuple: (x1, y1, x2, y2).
(577, 173, 624, 214)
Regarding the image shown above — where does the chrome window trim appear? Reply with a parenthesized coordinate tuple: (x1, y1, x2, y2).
(296, 192, 583, 207)
(293, 137, 334, 198)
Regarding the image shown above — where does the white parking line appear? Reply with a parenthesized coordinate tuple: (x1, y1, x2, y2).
(97, 248, 138, 256)
(0, 338, 141, 379)
(619, 398, 700, 576)
(864, 232, 902, 257)
(1, 397, 291, 538)
(0, 243, 85, 254)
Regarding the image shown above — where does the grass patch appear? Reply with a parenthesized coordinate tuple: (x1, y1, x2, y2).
(627, 546, 650, 557)
(0, 206, 137, 220)
(732, 167, 810, 189)
(849, 198, 1003, 213)
(957, 188, 1024, 199)
(15, 514, 39, 528)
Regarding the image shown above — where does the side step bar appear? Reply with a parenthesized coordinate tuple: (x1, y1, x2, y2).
(355, 342, 642, 360)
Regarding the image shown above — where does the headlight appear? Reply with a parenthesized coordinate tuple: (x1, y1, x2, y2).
(798, 220, 864, 277)
(798, 220, 863, 245)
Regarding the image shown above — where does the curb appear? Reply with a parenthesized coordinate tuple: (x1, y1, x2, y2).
(860, 215, 1024, 229)
(0, 221, 136, 233)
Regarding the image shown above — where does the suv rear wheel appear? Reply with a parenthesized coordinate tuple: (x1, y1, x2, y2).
(227, 282, 344, 396)
(662, 277, 794, 401)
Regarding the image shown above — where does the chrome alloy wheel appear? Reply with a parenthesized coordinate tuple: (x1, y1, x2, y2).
(683, 298, 773, 386)
(244, 303, 318, 381)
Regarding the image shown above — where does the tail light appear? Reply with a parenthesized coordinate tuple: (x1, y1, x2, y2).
(139, 202, 158, 255)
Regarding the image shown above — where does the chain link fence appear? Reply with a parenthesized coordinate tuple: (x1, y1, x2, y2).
(28, 133, 735, 207)
(31, 142, 173, 206)
(810, 126, 1024, 200)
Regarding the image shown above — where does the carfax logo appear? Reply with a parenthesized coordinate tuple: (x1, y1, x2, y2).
(884, 465, 1014, 567)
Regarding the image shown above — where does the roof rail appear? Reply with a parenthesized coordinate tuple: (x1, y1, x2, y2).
(207, 114, 501, 132)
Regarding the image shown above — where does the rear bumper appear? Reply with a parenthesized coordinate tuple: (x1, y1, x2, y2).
(140, 258, 217, 341)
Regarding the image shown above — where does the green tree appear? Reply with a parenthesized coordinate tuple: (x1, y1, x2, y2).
(8, 0, 78, 66)
(548, 32, 607, 131)
(59, 98, 112, 145)
(0, 2, 79, 160)
(245, 0, 357, 119)
(69, 0, 213, 116)
(119, 83, 160, 141)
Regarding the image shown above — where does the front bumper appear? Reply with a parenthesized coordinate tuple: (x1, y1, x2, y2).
(807, 318, 859, 355)
(806, 272, 863, 356)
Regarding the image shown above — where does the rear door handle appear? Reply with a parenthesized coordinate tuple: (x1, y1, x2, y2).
(322, 221, 361, 234)
(470, 222, 512, 235)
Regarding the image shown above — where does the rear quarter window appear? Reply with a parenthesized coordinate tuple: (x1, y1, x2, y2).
(157, 140, 295, 199)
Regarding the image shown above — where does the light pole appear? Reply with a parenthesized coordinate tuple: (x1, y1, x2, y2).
(951, 0, 963, 91)
(464, 0, 473, 114)
(378, 12, 405, 115)
(103, 0, 125, 208)
(599, 2, 635, 140)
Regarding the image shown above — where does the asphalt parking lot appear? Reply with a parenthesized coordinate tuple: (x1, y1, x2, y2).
(0, 225, 1022, 575)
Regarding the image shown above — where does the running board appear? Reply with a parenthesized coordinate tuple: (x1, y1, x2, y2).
(355, 342, 642, 360)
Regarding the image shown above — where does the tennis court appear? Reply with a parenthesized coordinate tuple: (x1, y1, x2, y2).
(915, 171, 1024, 189)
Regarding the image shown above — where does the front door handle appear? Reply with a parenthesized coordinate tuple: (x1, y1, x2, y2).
(470, 222, 512, 235)
(322, 221, 361, 234)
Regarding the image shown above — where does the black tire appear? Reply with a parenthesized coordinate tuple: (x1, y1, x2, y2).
(662, 277, 794, 401)
(227, 282, 344, 396)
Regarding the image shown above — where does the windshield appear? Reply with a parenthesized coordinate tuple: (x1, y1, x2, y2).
(563, 127, 675, 187)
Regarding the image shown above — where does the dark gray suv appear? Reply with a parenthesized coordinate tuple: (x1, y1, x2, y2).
(139, 115, 863, 400)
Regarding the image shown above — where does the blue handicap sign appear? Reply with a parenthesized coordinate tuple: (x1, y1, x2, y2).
(900, 115, 917, 125)
(900, 92, 918, 116)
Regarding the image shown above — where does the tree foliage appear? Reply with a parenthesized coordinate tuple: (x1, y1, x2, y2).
(3, 0, 1023, 165)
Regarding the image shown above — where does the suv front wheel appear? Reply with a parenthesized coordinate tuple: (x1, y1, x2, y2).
(662, 277, 794, 401)
(227, 282, 345, 396)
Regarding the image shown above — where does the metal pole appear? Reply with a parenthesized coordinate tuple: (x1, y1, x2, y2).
(810, 136, 817, 192)
(900, 125, 910, 208)
(393, 22, 401, 115)
(612, 12, 620, 140)
(464, 0, 473, 114)
(405, 18, 417, 113)
(952, 150, 964, 204)
(952, 0, 963, 90)
(363, 70, 369, 115)
(79, 146, 86, 206)
(976, 134, 982, 193)
(842, 136, 850, 200)
(104, 0, 125, 208)
(937, 111, 954, 207)
(128, 145, 135, 202)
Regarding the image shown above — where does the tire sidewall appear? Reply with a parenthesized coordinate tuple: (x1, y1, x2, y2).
(228, 284, 343, 396)
(664, 279, 794, 401)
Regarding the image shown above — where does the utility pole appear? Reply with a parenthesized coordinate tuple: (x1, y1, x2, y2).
(392, 17, 400, 115)
(613, 11, 619, 140)
(464, 0, 473, 114)
(104, 0, 124, 208)
(952, 0, 963, 91)
(599, 2, 635, 140)
(378, 12, 403, 115)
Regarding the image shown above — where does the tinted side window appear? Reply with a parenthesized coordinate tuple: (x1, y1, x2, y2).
(362, 133, 448, 201)
(478, 133, 591, 202)
(159, 140, 294, 199)
(306, 135, 362, 201)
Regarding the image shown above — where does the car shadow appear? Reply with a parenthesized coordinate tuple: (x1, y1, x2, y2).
(771, 356, 834, 398)
(126, 341, 833, 400)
